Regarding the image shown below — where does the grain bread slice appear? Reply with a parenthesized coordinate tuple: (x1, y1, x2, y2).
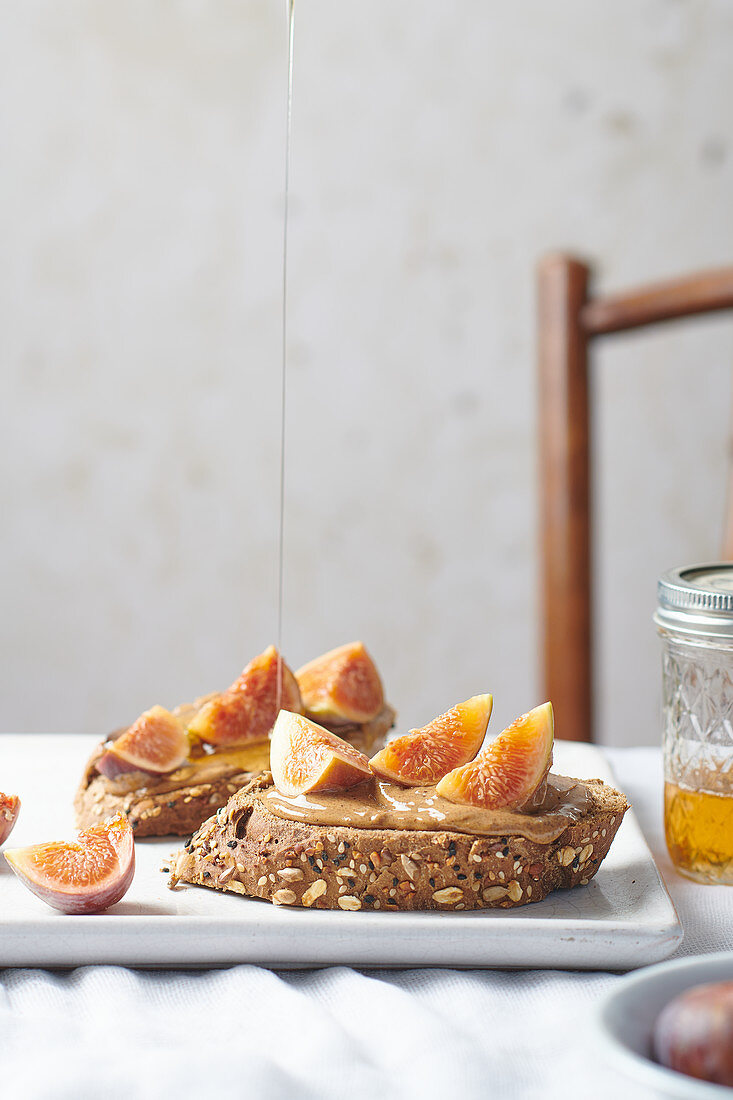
(168, 773, 629, 909)
(74, 705, 396, 838)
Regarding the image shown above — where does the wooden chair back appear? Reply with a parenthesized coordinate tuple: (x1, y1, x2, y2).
(537, 254, 733, 742)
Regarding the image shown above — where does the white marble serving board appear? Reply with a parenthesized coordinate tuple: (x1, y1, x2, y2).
(0, 735, 682, 970)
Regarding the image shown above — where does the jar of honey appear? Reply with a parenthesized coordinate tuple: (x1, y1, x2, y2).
(655, 564, 733, 884)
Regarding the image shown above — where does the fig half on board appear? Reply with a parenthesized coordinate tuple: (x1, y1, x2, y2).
(5, 813, 135, 914)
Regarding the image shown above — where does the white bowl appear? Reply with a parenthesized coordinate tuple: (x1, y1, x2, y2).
(594, 952, 733, 1098)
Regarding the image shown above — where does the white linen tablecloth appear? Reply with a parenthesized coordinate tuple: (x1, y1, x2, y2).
(2, 747, 732, 1100)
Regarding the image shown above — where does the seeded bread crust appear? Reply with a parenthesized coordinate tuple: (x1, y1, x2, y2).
(74, 756, 259, 838)
(74, 705, 396, 838)
(168, 774, 629, 910)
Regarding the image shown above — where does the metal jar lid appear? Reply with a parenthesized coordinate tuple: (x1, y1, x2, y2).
(655, 563, 733, 639)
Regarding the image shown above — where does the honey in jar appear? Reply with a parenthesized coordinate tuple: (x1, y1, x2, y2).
(655, 564, 733, 885)
(664, 781, 733, 884)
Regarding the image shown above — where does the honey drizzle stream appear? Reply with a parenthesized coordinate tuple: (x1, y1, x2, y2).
(276, 0, 295, 711)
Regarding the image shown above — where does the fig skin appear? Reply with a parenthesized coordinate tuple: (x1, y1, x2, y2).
(0, 794, 20, 847)
(96, 751, 155, 781)
(653, 980, 733, 1086)
(270, 710, 373, 797)
(4, 813, 135, 915)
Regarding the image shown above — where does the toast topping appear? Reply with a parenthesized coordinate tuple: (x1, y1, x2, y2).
(187, 646, 302, 748)
(262, 772, 592, 844)
(263, 698, 588, 843)
(436, 703, 554, 810)
(369, 694, 493, 786)
(97, 741, 273, 796)
(89, 646, 392, 794)
(98, 706, 189, 777)
(270, 711, 373, 797)
(92, 647, 299, 787)
(296, 642, 384, 725)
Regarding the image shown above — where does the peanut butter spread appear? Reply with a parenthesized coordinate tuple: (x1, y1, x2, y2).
(262, 773, 593, 844)
(98, 742, 271, 796)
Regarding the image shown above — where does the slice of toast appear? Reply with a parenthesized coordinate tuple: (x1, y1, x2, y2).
(74, 705, 396, 838)
(168, 772, 629, 909)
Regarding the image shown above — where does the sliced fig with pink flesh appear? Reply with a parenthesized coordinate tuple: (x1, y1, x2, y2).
(370, 694, 493, 786)
(270, 710, 373, 797)
(296, 641, 384, 724)
(188, 646, 302, 748)
(436, 702, 554, 810)
(109, 705, 189, 775)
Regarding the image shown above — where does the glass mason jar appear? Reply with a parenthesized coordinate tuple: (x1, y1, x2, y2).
(655, 564, 733, 885)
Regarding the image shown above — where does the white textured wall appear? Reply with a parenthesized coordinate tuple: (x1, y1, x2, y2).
(2, 1, 733, 746)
